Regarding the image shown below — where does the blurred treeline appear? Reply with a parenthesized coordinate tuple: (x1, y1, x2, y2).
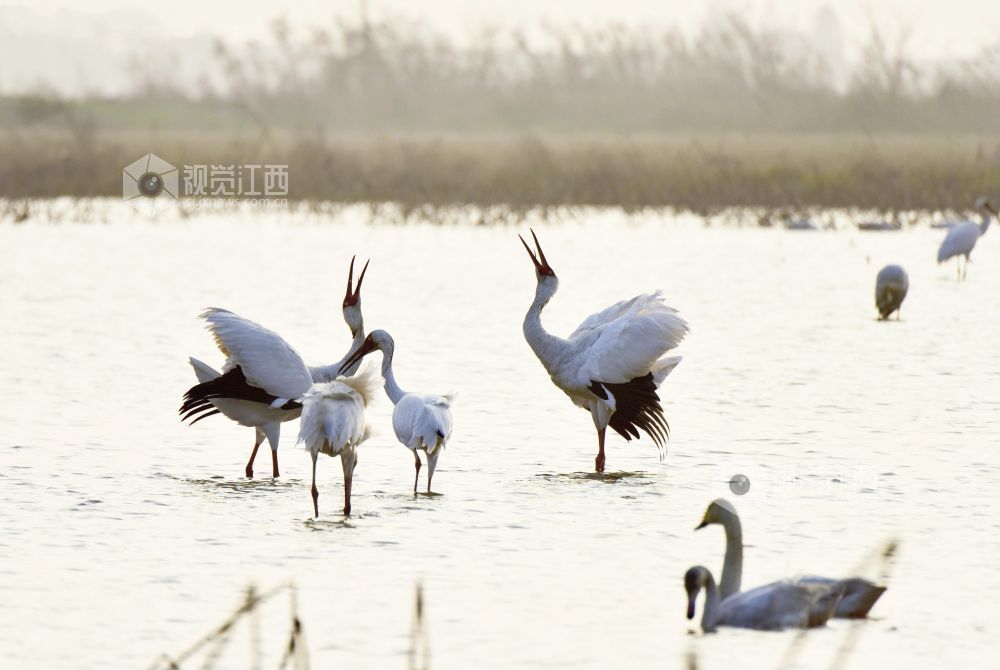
(4, 13, 1000, 135)
(1, 14, 999, 210)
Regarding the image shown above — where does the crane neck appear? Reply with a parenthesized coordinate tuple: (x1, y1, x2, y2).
(523, 281, 565, 372)
(308, 320, 367, 383)
(980, 211, 993, 235)
(379, 344, 407, 405)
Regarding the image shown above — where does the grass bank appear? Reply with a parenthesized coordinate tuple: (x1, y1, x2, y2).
(2, 131, 998, 212)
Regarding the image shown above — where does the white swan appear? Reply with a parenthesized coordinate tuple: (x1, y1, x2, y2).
(684, 566, 843, 633)
(696, 499, 887, 618)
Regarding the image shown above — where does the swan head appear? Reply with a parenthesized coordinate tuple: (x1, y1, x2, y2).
(342, 255, 370, 335)
(684, 566, 713, 620)
(695, 498, 739, 530)
(338, 329, 394, 375)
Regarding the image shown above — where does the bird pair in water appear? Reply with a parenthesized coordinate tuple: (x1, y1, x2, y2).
(180, 257, 453, 517)
(685, 499, 887, 633)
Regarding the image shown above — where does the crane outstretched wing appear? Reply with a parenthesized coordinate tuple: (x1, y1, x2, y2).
(569, 292, 663, 339)
(571, 293, 689, 385)
(201, 308, 313, 400)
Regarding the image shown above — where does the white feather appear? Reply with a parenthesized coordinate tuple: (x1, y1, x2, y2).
(568, 291, 689, 387)
(201, 307, 314, 400)
(392, 393, 454, 454)
(297, 364, 379, 459)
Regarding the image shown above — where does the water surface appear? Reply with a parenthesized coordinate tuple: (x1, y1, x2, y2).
(1, 208, 997, 668)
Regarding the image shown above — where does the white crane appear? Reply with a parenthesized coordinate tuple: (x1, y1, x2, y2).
(297, 365, 380, 517)
(180, 258, 370, 478)
(338, 330, 454, 493)
(518, 230, 688, 472)
(937, 197, 996, 279)
(875, 264, 908, 320)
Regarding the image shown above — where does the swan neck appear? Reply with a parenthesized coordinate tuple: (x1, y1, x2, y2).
(701, 575, 721, 633)
(719, 516, 743, 599)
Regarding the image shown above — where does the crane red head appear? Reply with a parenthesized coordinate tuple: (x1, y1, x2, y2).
(343, 255, 370, 308)
(518, 229, 556, 277)
(338, 331, 380, 376)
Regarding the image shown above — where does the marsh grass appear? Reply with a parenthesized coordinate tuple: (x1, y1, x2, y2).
(2, 131, 998, 214)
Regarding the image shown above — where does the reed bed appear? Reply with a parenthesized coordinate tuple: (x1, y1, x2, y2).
(1, 130, 998, 213)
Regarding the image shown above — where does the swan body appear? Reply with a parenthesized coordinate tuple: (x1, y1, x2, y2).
(696, 498, 887, 618)
(298, 364, 381, 517)
(875, 264, 908, 320)
(684, 566, 843, 633)
(937, 197, 996, 279)
(518, 230, 688, 472)
(180, 257, 369, 478)
(339, 329, 454, 493)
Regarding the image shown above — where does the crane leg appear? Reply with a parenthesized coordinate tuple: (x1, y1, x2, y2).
(595, 427, 606, 473)
(271, 449, 280, 478)
(413, 451, 422, 493)
(310, 455, 319, 518)
(344, 476, 352, 516)
(245, 430, 265, 478)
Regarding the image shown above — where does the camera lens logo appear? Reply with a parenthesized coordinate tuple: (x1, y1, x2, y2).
(122, 154, 179, 200)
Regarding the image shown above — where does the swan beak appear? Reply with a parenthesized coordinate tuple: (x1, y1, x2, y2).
(338, 335, 377, 375)
(686, 596, 696, 620)
(694, 520, 709, 530)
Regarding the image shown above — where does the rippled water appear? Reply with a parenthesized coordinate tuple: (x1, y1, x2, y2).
(2, 207, 998, 668)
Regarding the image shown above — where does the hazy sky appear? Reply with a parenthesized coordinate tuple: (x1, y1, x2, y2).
(1, 0, 997, 95)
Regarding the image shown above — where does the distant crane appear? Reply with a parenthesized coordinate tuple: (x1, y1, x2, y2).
(518, 230, 688, 472)
(937, 197, 997, 279)
(339, 330, 454, 493)
(181, 258, 369, 478)
(298, 365, 380, 517)
(875, 265, 909, 320)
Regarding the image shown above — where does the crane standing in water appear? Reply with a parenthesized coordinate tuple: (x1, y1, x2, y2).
(937, 197, 997, 280)
(518, 230, 688, 473)
(339, 330, 454, 493)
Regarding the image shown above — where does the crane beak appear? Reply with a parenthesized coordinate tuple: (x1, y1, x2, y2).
(518, 229, 556, 277)
(986, 202, 998, 217)
(343, 256, 370, 307)
(338, 335, 378, 375)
